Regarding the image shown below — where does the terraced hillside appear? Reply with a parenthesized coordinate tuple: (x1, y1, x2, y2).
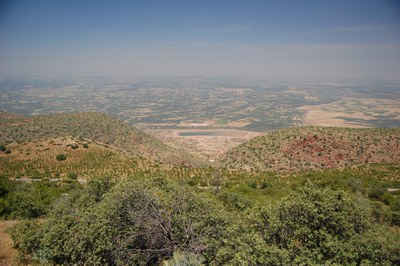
(0, 136, 158, 180)
(0, 112, 202, 166)
(220, 127, 400, 172)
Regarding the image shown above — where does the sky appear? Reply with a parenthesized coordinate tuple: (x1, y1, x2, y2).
(1, 0, 400, 80)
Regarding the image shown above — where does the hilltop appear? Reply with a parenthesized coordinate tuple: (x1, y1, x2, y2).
(220, 127, 400, 172)
(0, 112, 203, 166)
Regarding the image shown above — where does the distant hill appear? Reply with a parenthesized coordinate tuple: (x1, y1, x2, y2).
(0, 111, 24, 123)
(0, 112, 203, 166)
(220, 127, 400, 172)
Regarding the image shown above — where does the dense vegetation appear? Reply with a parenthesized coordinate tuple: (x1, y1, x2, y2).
(0, 175, 82, 219)
(3, 164, 400, 264)
(221, 127, 400, 172)
(8, 175, 400, 265)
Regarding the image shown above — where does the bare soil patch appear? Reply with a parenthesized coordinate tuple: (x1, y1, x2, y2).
(147, 129, 264, 160)
(0, 221, 18, 266)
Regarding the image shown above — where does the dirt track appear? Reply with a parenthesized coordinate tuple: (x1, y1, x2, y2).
(0, 221, 18, 266)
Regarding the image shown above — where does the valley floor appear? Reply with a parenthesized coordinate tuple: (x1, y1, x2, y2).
(146, 129, 264, 160)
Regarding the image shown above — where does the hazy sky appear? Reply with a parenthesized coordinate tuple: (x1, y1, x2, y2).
(1, 0, 400, 80)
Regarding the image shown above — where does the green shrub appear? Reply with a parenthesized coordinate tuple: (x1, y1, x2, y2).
(67, 172, 78, 179)
(9, 193, 40, 218)
(391, 211, 400, 226)
(249, 182, 257, 189)
(368, 186, 386, 200)
(162, 250, 203, 266)
(7, 179, 400, 265)
(56, 154, 67, 161)
(187, 179, 197, 186)
(71, 144, 79, 149)
(246, 183, 400, 265)
(260, 181, 268, 189)
(8, 220, 41, 259)
(218, 190, 252, 210)
(0, 198, 10, 216)
(9, 178, 231, 265)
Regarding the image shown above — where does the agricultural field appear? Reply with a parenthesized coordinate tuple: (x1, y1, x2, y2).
(298, 97, 400, 128)
(0, 136, 152, 180)
(1, 77, 399, 133)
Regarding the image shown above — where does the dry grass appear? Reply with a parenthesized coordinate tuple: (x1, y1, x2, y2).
(0, 221, 18, 266)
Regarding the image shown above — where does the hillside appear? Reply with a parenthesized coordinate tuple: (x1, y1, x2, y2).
(0, 112, 203, 166)
(0, 136, 159, 180)
(220, 127, 400, 172)
(0, 110, 24, 123)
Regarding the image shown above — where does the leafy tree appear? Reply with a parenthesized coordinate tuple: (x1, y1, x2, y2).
(71, 144, 79, 149)
(0, 198, 10, 216)
(7, 179, 400, 265)
(247, 183, 400, 265)
(10, 177, 231, 265)
(0, 178, 81, 219)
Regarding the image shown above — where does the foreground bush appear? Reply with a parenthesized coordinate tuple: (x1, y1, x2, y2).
(10, 177, 231, 265)
(0, 176, 81, 219)
(10, 179, 400, 265)
(55, 154, 67, 161)
(206, 184, 400, 265)
(253, 184, 400, 264)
